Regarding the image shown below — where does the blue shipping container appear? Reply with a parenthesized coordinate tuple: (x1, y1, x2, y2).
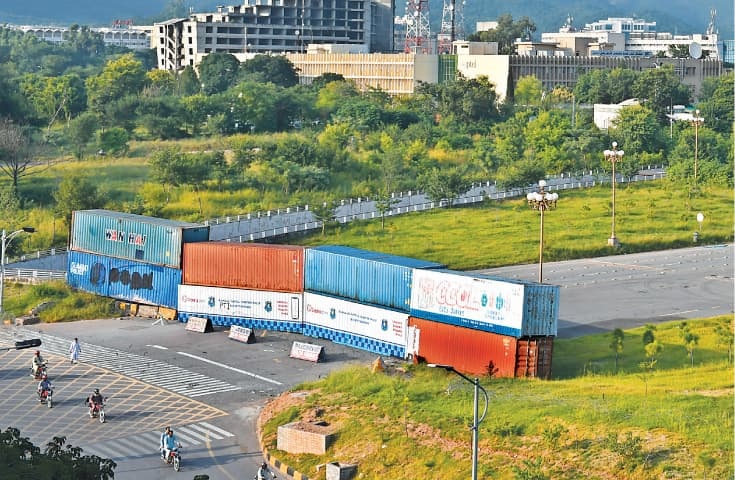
(409, 268, 559, 337)
(67, 250, 181, 309)
(304, 245, 445, 312)
(70, 210, 209, 268)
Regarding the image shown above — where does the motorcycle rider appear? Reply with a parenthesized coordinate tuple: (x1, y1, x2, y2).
(256, 461, 277, 480)
(37, 374, 52, 401)
(87, 388, 104, 417)
(31, 350, 46, 377)
(162, 427, 181, 463)
(160, 426, 171, 460)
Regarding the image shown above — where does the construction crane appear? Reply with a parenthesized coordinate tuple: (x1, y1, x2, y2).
(404, 0, 432, 54)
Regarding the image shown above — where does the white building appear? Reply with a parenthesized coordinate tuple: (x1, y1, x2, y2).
(10, 24, 151, 50)
(541, 16, 723, 60)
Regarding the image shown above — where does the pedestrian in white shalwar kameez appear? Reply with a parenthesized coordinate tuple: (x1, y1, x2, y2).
(69, 337, 81, 364)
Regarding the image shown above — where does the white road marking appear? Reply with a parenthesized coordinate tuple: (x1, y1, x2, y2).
(176, 351, 282, 386)
(146, 345, 169, 350)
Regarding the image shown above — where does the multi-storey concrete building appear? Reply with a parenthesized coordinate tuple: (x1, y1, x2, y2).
(152, 0, 395, 71)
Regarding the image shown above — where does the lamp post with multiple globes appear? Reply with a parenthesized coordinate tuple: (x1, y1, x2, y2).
(526, 180, 558, 283)
(603, 142, 624, 248)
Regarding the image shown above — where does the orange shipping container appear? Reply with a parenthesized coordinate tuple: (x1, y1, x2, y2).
(408, 317, 518, 377)
(183, 242, 304, 293)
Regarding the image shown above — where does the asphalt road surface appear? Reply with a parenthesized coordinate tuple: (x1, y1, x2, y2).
(0, 244, 731, 479)
(478, 244, 733, 337)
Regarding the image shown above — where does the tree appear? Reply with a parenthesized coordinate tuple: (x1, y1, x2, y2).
(514, 75, 543, 108)
(311, 199, 339, 235)
(713, 319, 734, 364)
(639, 340, 662, 395)
(0, 118, 37, 191)
(198, 52, 241, 95)
(632, 65, 690, 120)
(66, 112, 98, 159)
(241, 55, 299, 88)
(418, 167, 469, 208)
(678, 322, 699, 367)
(609, 328, 624, 372)
(85, 53, 146, 114)
(642, 324, 656, 346)
(468, 14, 536, 54)
(697, 73, 734, 135)
(0, 427, 116, 479)
(610, 105, 667, 175)
(96, 127, 129, 157)
(53, 174, 103, 224)
(311, 72, 346, 91)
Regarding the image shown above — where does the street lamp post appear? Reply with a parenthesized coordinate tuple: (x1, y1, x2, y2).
(603, 142, 624, 248)
(428, 364, 488, 480)
(526, 180, 558, 283)
(689, 110, 704, 185)
(0, 227, 35, 314)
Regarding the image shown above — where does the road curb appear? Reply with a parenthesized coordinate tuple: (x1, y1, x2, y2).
(257, 408, 310, 480)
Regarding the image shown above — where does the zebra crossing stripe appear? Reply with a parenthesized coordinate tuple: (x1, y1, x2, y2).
(198, 421, 235, 438)
(170, 430, 200, 446)
(177, 425, 211, 443)
(185, 422, 225, 440)
(9, 329, 241, 398)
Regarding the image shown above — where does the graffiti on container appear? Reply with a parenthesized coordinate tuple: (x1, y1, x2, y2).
(85, 262, 154, 290)
(105, 229, 148, 247)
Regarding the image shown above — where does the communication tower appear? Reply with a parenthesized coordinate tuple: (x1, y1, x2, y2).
(404, 0, 431, 54)
(437, 0, 466, 54)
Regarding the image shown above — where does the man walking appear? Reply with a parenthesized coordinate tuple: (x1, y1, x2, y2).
(69, 337, 81, 364)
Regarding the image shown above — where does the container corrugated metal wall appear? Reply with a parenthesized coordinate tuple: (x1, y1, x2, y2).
(410, 269, 559, 337)
(304, 246, 445, 312)
(70, 210, 209, 268)
(67, 250, 181, 309)
(177, 284, 303, 332)
(515, 337, 554, 379)
(182, 242, 304, 292)
(302, 292, 409, 358)
(408, 317, 518, 377)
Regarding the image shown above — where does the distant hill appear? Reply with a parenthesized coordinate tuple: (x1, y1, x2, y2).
(0, 0, 731, 42)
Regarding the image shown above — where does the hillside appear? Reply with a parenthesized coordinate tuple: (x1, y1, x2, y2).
(1, 0, 731, 40)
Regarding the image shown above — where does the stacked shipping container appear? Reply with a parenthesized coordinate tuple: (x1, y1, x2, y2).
(302, 246, 445, 357)
(177, 242, 304, 332)
(65, 210, 560, 378)
(66, 210, 209, 309)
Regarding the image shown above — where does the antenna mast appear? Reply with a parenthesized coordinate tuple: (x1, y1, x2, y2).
(404, 0, 432, 54)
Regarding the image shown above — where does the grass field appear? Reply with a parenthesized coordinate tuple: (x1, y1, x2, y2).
(260, 316, 734, 480)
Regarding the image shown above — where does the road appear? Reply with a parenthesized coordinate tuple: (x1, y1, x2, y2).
(0, 244, 731, 479)
(477, 244, 733, 337)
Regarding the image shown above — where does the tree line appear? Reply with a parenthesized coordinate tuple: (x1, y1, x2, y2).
(0, 24, 732, 233)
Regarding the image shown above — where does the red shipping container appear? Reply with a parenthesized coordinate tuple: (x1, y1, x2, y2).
(183, 242, 304, 293)
(515, 337, 554, 380)
(408, 317, 518, 377)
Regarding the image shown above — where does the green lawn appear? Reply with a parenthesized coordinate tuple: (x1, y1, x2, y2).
(261, 316, 734, 480)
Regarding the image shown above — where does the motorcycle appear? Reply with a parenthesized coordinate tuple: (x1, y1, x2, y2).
(38, 386, 53, 408)
(254, 465, 277, 480)
(30, 362, 48, 380)
(163, 444, 182, 472)
(88, 398, 107, 423)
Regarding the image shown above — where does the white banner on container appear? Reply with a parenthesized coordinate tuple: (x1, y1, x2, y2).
(304, 292, 408, 346)
(410, 269, 525, 331)
(179, 284, 302, 321)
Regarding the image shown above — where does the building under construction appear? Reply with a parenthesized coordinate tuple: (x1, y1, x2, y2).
(152, 0, 395, 71)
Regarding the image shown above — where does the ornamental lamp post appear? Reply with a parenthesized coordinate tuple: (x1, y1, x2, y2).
(526, 180, 558, 283)
(428, 364, 489, 480)
(603, 142, 624, 248)
(689, 110, 704, 185)
(0, 227, 35, 314)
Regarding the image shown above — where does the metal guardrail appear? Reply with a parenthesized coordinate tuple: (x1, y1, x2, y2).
(8, 246, 68, 265)
(3, 268, 66, 282)
(208, 171, 666, 243)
